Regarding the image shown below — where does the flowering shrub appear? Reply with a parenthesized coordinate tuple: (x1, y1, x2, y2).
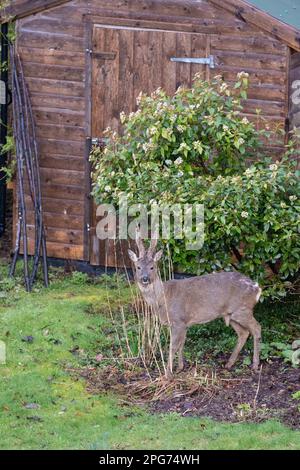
(90, 74, 300, 298)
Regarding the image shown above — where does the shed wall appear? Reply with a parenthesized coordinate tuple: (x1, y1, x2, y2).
(15, 0, 290, 261)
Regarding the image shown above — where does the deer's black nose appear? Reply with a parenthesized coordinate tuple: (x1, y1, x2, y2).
(142, 276, 149, 283)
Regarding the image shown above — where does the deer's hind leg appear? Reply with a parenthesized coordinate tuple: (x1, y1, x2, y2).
(230, 309, 261, 371)
(225, 320, 249, 370)
(247, 318, 261, 371)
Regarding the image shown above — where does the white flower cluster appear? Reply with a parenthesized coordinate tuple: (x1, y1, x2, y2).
(219, 83, 228, 93)
(176, 124, 185, 133)
(178, 142, 190, 153)
(146, 126, 157, 137)
(237, 71, 249, 80)
(174, 157, 183, 165)
(120, 111, 126, 124)
(245, 167, 256, 177)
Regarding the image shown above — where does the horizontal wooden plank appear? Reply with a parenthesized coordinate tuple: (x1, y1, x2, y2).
(38, 138, 85, 155)
(24, 237, 84, 260)
(222, 81, 286, 102)
(91, 15, 255, 36)
(26, 77, 84, 98)
(39, 154, 85, 171)
(17, 30, 85, 53)
(26, 210, 83, 230)
(213, 50, 287, 72)
(19, 47, 85, 67)
(36, 123, 85, 141)
(23, 62, 84, 82)
(25, 182, 86, 201)
(210, 34, 287, 54)
(39, 167, 85, 187)
(241, 99, 286, 117)
(30, 93, 85, 112)
(27, 225, 84, 245)
(19, 17, 84, 37)
(36, 4, 84, 22)
(213, 68, 286, 86)
(82, 1, 264, 35)
(25, 195, 84, 216)
(84, 0, 238, 21)
(244, 85, 286, 102)
(33, 108, 84, 127)
(0, 0, 70, 22)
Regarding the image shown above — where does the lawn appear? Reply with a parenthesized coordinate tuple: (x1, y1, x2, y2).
(0, 263, 299, 450)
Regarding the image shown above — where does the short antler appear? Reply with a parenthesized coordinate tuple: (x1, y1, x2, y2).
(148, 231, 158, 258)
(136, 225, 145, 258)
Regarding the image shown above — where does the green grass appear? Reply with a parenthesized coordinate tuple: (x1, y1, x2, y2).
(0, 264, 300, 450)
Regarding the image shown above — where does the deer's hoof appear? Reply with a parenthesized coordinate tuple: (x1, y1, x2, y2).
(225, 362, 233, 370)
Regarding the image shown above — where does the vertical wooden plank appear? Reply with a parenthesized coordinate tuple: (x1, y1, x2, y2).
(205, 35, 211, 82)
(90, 26, 105, 266)
(83, 18, 93, 262)
(148, 30, 163, 92)
(118, 29, 134, 122)
(175, 32, 192, 89)
(133, 30, 150, 107)
(289, 51, 300, 129)
(91, 26, 106, 137)
(103, 28, 120, 133)
(190, 33, 208, 82)
(161, 31, 177, 95)
(289, 50, 300, 166)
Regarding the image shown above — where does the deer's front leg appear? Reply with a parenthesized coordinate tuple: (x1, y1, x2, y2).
(166, 324, 186, 379)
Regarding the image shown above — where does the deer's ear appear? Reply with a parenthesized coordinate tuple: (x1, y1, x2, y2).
(154, 249, 163, 262)
(128, 250, 138, 263)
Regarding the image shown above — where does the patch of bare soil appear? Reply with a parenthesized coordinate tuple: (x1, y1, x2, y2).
(78, 358, 300, 429)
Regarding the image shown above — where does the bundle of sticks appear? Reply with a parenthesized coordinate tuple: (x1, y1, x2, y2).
(9, 44, 48, 291)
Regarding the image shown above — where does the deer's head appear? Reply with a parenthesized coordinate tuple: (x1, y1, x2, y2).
(128, 228, 163, 286)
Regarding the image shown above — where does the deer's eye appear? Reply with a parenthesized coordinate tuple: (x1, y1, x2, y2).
(137, 266, 141, 270)
(150, 267, 154, 270)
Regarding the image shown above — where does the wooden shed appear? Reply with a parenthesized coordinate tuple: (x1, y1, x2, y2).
(1, 0, 300, 266)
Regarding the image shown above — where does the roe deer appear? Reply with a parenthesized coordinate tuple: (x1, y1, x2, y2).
(128, 230, 262, 379)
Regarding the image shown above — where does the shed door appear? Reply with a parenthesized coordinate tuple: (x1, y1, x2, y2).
(90, 25, 211, 266)
(289, 52, 300, 130)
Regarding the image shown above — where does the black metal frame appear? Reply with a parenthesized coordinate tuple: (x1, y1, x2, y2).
(0, 22, 9, 237)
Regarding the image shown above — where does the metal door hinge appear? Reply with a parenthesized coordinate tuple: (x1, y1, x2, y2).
(86, 223, 90, 232)
(170, 55, 215, 68)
